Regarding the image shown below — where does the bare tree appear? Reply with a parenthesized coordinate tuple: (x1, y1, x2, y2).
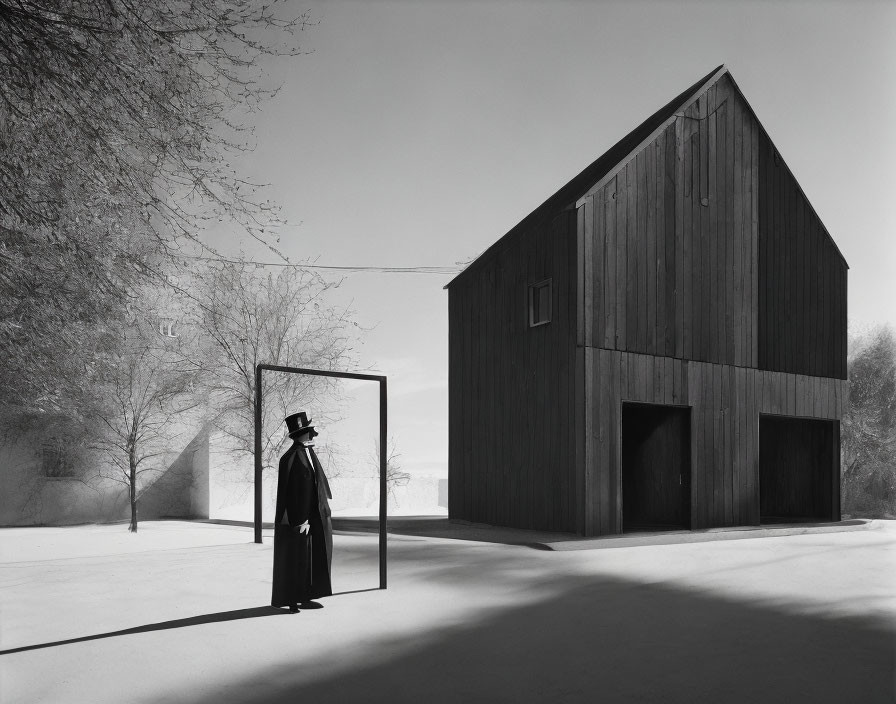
(86, 305, 204, 532)
(842, 324, 896, 517)
(369, 436, 410, 507)
(1, 0, 310, 246)
(188, 260, 360, 480)
(0, 0, 312, 415)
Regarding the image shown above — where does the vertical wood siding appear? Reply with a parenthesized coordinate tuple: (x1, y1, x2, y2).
(581, 74, 846, 380)
(582, 76, 761, 367)
(448, 210, 578, 531)
(449, 72, 848, 536)
(580, 349, 846, 535)
(758, 134, 848, 379)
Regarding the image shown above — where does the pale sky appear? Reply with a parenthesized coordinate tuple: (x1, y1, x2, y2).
(216, 0, 896, 480)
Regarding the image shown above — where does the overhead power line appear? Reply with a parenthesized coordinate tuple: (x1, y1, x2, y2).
(175, 253, 464, 275)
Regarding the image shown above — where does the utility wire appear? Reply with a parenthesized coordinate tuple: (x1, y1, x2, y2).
(174, 253, 464, 274)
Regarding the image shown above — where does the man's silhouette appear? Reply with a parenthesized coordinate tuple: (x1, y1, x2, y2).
(271, 412, 333, 612)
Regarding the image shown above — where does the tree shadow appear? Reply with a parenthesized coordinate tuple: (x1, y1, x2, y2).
(0, 606, 287, 655)
(182, 572, 895, 704)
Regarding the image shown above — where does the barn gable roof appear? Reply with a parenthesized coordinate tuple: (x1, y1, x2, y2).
(446, 64, 846, 290)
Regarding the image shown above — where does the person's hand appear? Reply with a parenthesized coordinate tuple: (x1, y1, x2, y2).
(298, 521, 310, 535)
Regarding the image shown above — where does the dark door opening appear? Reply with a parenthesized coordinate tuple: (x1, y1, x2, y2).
(759, 415, 838, 523)
(622, 403, 691, 532)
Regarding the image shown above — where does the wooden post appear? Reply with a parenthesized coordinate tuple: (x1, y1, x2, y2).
(379, 377, 388, 589)
(254, 365, 263, 544)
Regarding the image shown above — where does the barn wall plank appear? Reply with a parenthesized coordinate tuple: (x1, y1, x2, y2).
(626, 161, 639, 352)
(604, 180, 618, 349)
(616, 168, 628, 350)
(646, 143, 658, 354)
(583, 197, 594, 348)
(655, 132, 668, 356)
(593, 194, 606, 349)
(674, 119, 686, 360)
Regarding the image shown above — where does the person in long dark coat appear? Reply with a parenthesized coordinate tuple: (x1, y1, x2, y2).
(271, 411, 333, 612)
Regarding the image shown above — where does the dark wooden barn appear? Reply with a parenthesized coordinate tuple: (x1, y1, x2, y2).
(446, 65, 849, 536)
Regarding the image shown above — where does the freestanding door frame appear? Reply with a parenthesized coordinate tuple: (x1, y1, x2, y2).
(254, 364, 388, 590)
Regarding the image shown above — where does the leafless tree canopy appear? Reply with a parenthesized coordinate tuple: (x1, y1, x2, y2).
(0, 0, 309, 244)
(0, 0, 312, 414)
(189, 261, 360, 477)
(369, 436, 410, 507)
(86, 307, 203, 532)
(0, 4, 367, 526)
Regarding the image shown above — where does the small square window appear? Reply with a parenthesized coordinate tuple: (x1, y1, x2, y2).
(528, 279, 552, 327)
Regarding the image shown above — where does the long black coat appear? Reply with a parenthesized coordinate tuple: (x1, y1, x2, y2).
(271, 443, 333, 606)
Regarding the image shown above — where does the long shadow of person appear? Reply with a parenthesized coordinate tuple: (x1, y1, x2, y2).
(1, 586, 381, 656)
(0, 606, 287, 655)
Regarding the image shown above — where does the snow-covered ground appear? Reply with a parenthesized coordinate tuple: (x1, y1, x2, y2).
(1, 520, 894, 703)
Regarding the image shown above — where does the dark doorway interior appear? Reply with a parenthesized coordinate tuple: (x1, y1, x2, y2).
(759, 415, 837, 523)
(622, 403, 691, 531)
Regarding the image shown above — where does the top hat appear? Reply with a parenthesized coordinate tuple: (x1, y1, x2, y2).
(285, 412, 315, 438)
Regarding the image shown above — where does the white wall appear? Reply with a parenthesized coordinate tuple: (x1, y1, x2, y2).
(207, 431, 447, 521)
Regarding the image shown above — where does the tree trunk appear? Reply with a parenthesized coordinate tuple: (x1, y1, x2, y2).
(129, 457, 138, 533)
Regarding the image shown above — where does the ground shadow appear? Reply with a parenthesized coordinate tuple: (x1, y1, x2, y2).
(1, 581, 386, 656)
(332, 516, 871, 550)
(333, 516, 575, 546)
(0, 606, 288, 655)
(183, 570, 895, 704)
